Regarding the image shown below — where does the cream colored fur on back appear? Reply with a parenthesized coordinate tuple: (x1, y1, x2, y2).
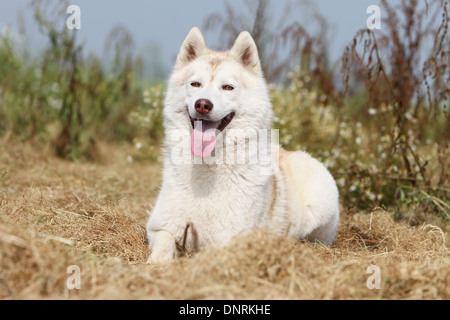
(146, 27, 339, 263)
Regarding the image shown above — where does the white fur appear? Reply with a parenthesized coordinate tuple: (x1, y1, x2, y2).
(146, 27, 339, 263)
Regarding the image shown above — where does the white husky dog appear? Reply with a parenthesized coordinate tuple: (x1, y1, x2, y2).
(146, 27, 339, 263)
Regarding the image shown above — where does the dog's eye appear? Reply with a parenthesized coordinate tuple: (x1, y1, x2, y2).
(191, 82, 202, 88)
(222, 84, 235, 91)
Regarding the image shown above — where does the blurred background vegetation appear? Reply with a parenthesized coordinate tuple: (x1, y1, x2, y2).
(0, 0, 448, 225)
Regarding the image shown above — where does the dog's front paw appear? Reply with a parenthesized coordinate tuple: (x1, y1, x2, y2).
(146, 250, 174, 264)
(146, 230, 176, 264)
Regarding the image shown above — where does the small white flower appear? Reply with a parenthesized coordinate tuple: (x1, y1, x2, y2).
(368, 108, 377, 115)
(50, 83, 60, 93)
(367, 192, 376, 201)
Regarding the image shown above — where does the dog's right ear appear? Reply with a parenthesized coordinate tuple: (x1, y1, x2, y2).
(176, 27, 207, 67)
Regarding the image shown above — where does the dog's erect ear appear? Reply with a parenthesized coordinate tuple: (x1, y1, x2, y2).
(230, 31, 262, 75)
(177, 27, 207, 67)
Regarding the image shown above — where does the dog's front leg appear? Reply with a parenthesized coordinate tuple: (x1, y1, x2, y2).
(147, 230, 176, 264)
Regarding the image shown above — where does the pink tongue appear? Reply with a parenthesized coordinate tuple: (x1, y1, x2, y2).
(191, 121, 217, 159)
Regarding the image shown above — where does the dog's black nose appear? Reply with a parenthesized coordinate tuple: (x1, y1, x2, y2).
(195, 99, 214, 115)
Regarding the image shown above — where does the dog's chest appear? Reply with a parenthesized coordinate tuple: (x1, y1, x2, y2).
(168, 164, 273, 246)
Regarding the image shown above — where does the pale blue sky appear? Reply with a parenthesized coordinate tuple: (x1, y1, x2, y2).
(0, 0, 381, 76)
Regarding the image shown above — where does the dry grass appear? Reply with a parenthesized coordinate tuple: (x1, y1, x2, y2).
(0, 140, 449, 300)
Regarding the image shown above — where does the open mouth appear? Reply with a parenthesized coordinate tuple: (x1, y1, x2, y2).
(189, 112, 235, 159)
(189, 112, 235, 132)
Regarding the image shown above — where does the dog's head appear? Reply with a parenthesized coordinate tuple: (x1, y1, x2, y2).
(164, 27, 272, 160)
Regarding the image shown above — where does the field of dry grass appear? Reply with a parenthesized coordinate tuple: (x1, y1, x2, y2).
(0, 139, 449, 300)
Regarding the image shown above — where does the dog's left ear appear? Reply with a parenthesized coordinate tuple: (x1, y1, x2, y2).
(230, 31, 262, 75)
